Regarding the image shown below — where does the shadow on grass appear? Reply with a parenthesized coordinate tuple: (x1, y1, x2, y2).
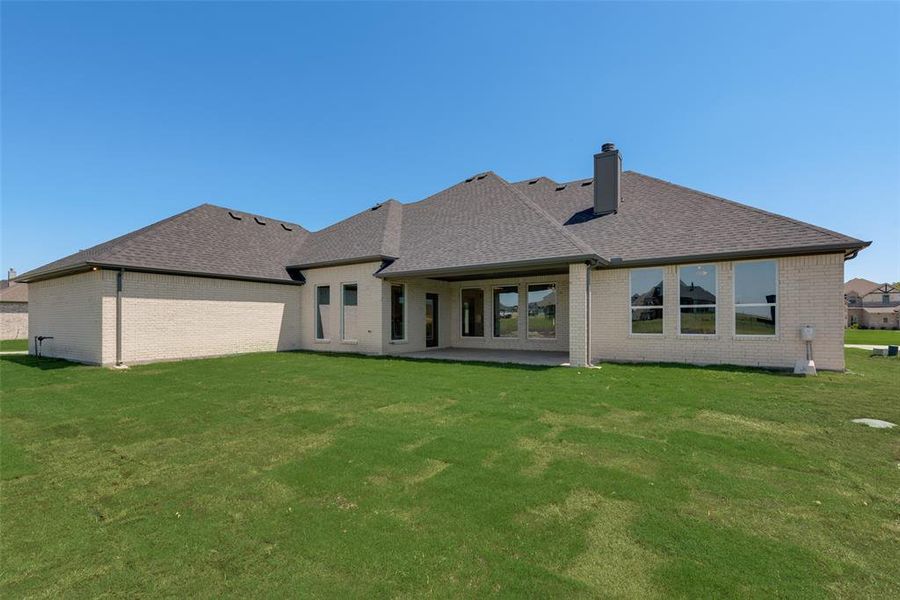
(285, 349, 559, 372)
(605, 359, 796, 378)
(0, 355, 83, 371)
(286, 349, 794, 376)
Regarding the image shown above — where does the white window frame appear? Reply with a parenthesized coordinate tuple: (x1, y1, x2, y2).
(629, 267, 665, 336)
(491, 284, 520, 339)
(460, 287, 485, 338)
(526, 282, 557, 340)
(314, 284, 330, 342)
(733, 259, 779, 338)
(389, 283, 407, 343)
(677, 263, 718, 336)
(340, 281, 358, 343)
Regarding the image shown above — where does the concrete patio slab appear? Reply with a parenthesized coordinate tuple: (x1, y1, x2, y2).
(398, 348, 570, 366)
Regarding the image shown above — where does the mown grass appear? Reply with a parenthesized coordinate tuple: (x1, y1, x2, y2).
(1, 350, 898, 598)
(845, 328, 900, 345)
(0, 339, 27, 352)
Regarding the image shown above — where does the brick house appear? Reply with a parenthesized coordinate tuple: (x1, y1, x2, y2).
(845, 278, 900, 329)
(17, 144, 869, 370)
(0, 269, 28, 340)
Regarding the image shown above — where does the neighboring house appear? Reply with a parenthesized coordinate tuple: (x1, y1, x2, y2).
(845, 278, 900, 329)
(17, 144, 869, 370)
(0, 268, 29, 339)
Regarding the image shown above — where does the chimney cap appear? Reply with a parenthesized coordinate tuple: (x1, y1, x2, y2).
(601, 142, 616, 153)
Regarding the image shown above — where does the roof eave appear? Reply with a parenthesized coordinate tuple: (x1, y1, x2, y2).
(18, 262, 305, 286)
(602, 241, 871, 269)
(287, 255, 397, 270)
(375, 254, 603, 280)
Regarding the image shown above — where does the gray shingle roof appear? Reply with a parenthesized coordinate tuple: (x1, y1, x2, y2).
(19, 166, 868, 284)
(288, 199, 403, 268)
(376, 172, 595, 277)
(18, 204, 308, 284)
(511, 171, 867, 266)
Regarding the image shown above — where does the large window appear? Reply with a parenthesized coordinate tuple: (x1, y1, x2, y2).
(341, 283, 358, 341)
(493, 286, 519, 337)
(390, 284, 406, 341)
(527, 283, 556, 338)
(630, 268, 664, 334)
(315, 285, 330, 340)
(461, 288, 484, 337)
(734, 260, 777, 336)
(679, 265, 717, 335)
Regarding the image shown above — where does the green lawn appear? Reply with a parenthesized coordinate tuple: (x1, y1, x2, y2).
(1, 350, 898, 598)
(845, 328, 900, 345)
(0, 339, 27, 352)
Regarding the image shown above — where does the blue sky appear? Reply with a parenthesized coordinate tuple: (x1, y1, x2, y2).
(2, 1, 898, 281)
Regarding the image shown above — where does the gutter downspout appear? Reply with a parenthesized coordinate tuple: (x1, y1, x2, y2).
(116, 268, 124, 367)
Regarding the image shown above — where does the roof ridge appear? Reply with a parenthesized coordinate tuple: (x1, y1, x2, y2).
(494, 173, 599, 258)
(201, 202, 307, 231)
(510, 176, 559, 186)
(628, 171, 866, 246)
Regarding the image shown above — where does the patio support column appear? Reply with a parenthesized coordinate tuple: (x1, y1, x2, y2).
(568, 262, 591, 367)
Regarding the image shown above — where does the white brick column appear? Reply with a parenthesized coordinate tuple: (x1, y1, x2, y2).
(568, 262, 590, 366)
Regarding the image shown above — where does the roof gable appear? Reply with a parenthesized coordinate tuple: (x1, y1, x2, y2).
(289, 199, 402, 268)
(377, 172, 594, 277)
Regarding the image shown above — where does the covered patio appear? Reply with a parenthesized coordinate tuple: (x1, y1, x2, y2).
(397, 348, 570, 366)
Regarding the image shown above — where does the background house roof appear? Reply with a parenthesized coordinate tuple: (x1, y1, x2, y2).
(0, 283, 28, 303)
(844, 277, 880, 297)
(18, 204, 308, 284)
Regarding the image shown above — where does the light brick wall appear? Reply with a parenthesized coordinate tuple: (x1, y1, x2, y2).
(590, 254, 846, 370)
(299, 262, 385, 354)
(1, 303, 28, 339)
(98, 270, 302, 365)
(568, 263, 589, 366)
(27, 271, 104, 364)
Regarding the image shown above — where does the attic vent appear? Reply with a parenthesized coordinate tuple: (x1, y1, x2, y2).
(281, 223, 293, 231)
(465, 176, 475, 183)
(528, 179, 539, 185)
(555, 184, 567, 191)
(580, 180, 592, 187)
(254, 217, 266, 225)
(370, 203, 382, 211)
(228, 211, 242, 220)
(476, 173, 487, 180)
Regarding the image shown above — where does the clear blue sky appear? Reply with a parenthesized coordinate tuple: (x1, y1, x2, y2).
(2, 1, 898, 281)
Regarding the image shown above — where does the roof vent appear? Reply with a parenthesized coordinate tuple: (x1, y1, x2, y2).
(228, 211, 242, 220)
(280, 223, 293, 231)
(254, 216, 266, 225)
(528, 179, 539, 185)
(370, 203, 382, 211)
(555, 184, 567, 191)
(580, 180, 592, 187)
(465, 176, 475, 183)
(476, 173, 487, 180)
(602, 143, 616, 153)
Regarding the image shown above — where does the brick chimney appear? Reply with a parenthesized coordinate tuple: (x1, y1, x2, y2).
(593, 142, 621, 215)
